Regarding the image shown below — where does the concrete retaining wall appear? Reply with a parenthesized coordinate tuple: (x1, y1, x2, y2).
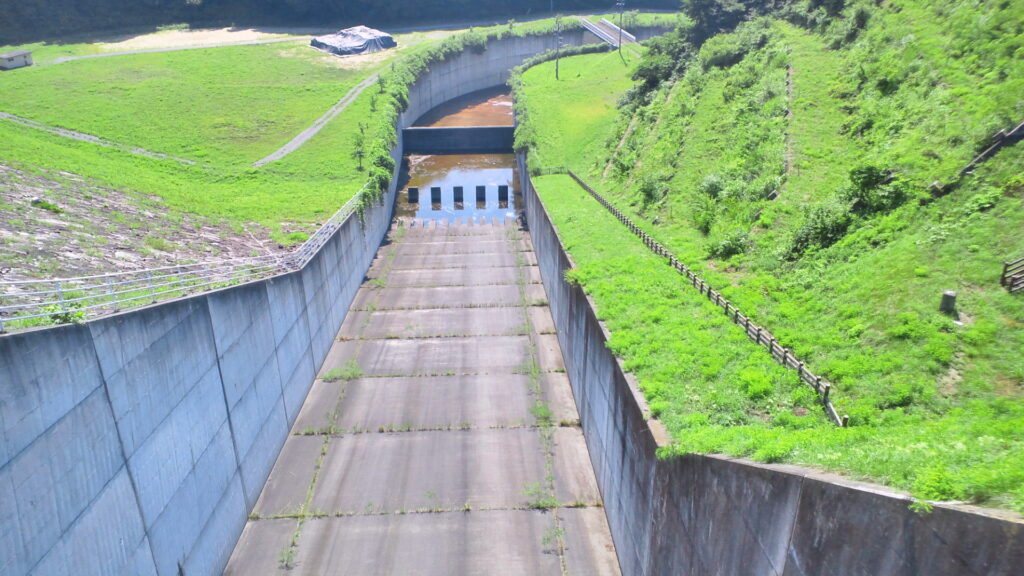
(403, 126, 514, 154)
(0, 184, 394, 576)
(518, 160, 1024, 576)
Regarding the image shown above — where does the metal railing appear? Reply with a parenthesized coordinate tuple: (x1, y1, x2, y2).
(0, 185, 366, 332)
(564, 170, 848, 427)
(577, 17, 621, 47)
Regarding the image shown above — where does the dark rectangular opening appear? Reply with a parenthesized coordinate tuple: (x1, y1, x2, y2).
(498, 185, 509, 209)
(454, 186, 464, 209)
(431, 187, 442, 210)
(476, 185, 487, 209)
(407, 187, 419, 203)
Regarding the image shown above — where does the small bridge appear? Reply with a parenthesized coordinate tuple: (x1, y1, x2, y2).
(577, 17, 636, 48)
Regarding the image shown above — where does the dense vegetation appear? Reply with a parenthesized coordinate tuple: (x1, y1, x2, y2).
(1, 0, 677, 45)
(515, 0, 1024, 511)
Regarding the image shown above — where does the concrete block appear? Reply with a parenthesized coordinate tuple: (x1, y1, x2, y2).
(0, 323, 103, 466)
(340, 307, 526, 339)
(222, 518, 295, 576)
(382, 265, 526, 287)
(325, 336, 531, 377)
(145, 422, 236, 576)
(28, 469, 151, 576)
(90, 297, 220, 456)
(389, 251, 521, 269)
(179, 472, 248, 576)
(237, 396, 289, 509)
(126, 367, 229, 525)
(312, 429, 548, 512)
(560, 508, 622, 576)
(252, 436, 322, 517)
(352, 285, 522, 310)
(264, 273, 316, 426)
(293, 511, 561, 575)
(0, 388, 124, 575)
(207, 282, 284, 411)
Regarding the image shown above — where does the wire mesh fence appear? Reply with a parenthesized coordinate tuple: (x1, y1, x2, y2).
(0, 186, 365, 333)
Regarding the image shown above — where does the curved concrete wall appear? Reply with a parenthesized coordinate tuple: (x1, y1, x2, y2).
(0, 31, 588, 576)
(518, 159, 1024, 576)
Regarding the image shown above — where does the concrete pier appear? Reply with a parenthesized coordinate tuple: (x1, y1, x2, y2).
(224, 219, 620, 575)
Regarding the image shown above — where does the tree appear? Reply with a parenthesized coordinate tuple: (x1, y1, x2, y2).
(681, 0, 745, 44)
(352, 123, 367, 171)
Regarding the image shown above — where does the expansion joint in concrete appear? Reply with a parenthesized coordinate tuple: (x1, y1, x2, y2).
(205, 298, 250, 507)
(291, 421, 584, 437)
(247, 501, 606, 522)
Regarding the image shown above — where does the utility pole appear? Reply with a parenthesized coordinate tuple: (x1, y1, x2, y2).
(616, 0, 626, 56)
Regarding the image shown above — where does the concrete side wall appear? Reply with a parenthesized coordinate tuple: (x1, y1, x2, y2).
(403, 126, 514, 154)
(400, 30, 588, 128)
(519, 161, 1024, 576)
(0, 190, 394, 576)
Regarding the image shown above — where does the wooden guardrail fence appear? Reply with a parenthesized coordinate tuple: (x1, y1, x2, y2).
(564, 170, 848, 427)
(1002, 257, 1024, 294)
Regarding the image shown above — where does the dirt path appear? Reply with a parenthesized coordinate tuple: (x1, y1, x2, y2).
(52, 36, 309, 64)
(253, 73, 379, 168)
(0, 111, 195, 165)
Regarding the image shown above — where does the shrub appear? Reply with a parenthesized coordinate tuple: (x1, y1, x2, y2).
(842, 164, 909, 215)
(788, 202, 852, 257)
(697, 173, 725, 198)
(42, 302, 85, 325)
(708, 229, 749, 258)
(690, 194, 718, 235)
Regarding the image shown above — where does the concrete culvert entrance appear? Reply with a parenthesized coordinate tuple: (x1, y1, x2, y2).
(225, 89, 620, 575)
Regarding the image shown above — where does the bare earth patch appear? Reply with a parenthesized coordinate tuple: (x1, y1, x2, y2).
(0, 164, 290, 282)
(99, 27, 317, 51)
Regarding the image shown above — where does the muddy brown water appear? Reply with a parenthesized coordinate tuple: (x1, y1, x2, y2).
(412, 86, 514, 128)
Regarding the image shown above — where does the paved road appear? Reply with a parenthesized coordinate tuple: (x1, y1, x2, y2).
(225, 217, 620, 575)
(253, 74, 379, 168)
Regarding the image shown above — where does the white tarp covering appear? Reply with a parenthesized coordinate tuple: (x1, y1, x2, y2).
(311, 25, 397, 56)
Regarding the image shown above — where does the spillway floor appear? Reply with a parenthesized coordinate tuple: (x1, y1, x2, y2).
(225, 218, 620, 575)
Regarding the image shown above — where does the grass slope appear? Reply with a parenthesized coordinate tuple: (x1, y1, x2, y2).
(516, 2, 1024, 511)
(0, 30, 453, 244)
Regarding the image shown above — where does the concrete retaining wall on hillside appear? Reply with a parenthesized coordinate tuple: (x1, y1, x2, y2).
(518, 159, 1024, 576)
(0, 185, 394, 576)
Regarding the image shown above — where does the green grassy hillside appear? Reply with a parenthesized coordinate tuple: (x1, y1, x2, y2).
(515, 0, 1024, 512)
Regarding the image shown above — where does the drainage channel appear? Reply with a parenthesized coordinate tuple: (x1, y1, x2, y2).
(224, 88, 620, 575)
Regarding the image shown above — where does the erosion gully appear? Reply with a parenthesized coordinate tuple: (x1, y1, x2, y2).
(225, 88, 620, 575)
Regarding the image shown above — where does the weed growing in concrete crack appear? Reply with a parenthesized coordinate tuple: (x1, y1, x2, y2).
(542, 525, 566, 553)
(523, 482, 559, 510)
(324, 358, 362, 382)
(531, 402, 553, 427)
(277, 545, 296, 570)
